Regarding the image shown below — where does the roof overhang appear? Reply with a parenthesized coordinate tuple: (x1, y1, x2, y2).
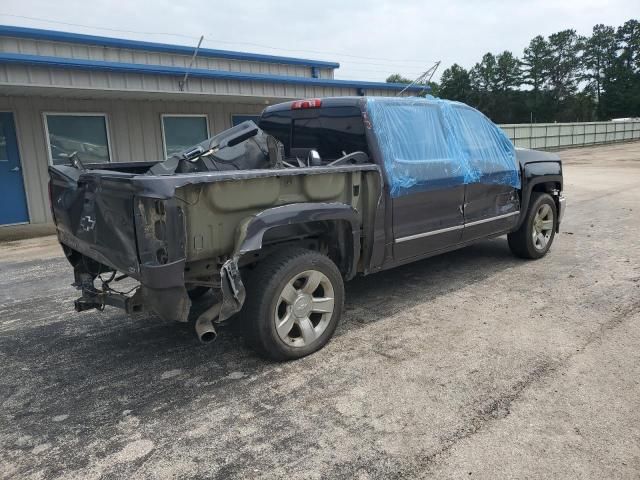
(0, 24, 340, 69)
(0, 52, 427, 93)
(0, 84, 293, 105)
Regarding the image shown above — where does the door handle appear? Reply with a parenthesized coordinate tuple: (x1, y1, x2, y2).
(11, 166, 20, 172)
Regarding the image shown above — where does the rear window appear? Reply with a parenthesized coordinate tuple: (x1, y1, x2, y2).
(258, 110, 291, 153)
(260, 106, 368, 160)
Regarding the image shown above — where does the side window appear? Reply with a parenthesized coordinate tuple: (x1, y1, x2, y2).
(367, 98, 520, 195)
(451, 106, 516, 182)
(367, 102, 462, 195)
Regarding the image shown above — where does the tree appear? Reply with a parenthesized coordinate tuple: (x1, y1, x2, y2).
(386, 74, 438, 96)
(547, 29, 584, 101)
(521, 36, 554, 122)
(438, 64, 472, 102)
(391, 19, 640, 122)
(425, 81, 440, 96)
(601, 20, 640, 118)
(495, 51, 522, 91)
(617, 19, 640, 71)
(385, 73, 413, 84)
(470, 53, 499, 92)
(583, 24, 618, 110)
(522, 35, 551, 94)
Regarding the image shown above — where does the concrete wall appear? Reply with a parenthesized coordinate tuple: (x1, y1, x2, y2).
(0, 95, 266, 224)
(500, 121, 640, 150)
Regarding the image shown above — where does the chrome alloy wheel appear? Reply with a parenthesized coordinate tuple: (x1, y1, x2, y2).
(274, 270, 335, 347)
(532, 203, 554, 250)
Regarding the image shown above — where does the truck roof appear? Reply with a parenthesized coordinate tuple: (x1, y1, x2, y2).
(260, 95, 473, 115)
(262, 96, 367, 113)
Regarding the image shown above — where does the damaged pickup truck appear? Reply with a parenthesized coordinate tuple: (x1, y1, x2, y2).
(49, 96, 565, 360)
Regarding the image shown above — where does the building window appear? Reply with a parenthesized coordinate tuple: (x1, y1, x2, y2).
(231, 114, 261, 127)
(44, 114, 111, 165)
(162, 115, 209, 158)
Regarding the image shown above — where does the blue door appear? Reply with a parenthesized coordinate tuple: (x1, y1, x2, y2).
(0, 112, 29, 225)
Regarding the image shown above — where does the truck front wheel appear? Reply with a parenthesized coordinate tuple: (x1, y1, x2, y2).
(508, 192, 557, 259)
(242, 248, 345, 360)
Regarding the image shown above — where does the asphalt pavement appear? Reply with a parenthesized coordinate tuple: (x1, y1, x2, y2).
(1, 142, 639, 479)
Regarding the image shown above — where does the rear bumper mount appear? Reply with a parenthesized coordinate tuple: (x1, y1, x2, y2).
(74, 285, 144, 314)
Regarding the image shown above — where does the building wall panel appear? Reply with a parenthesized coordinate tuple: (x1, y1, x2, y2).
(0, 95, 266, 224)
(0, 36, 334, 79)
(0, 62, 411, 98)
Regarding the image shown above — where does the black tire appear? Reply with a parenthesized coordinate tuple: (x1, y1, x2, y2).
(187, 286, 210, 300)
(242, 248, 345, 361)
(508, 192, 557, 259)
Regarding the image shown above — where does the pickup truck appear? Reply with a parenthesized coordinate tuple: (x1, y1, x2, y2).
(49, 96, 565, 360)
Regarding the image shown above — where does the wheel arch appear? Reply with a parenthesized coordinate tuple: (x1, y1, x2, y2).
(516, 162, 563, 230)
(234, 203, 361, 279)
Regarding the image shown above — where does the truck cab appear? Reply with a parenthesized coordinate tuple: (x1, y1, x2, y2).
(259, 97, 563, 270)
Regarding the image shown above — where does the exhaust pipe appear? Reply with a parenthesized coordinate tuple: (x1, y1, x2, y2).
(195, 316, 217, 343)
(195, 302, 221, 344)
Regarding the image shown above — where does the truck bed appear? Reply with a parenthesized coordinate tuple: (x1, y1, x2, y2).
(49, 162, 382, 278)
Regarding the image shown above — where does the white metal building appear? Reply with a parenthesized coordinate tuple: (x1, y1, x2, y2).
(0, 25, 421, 226)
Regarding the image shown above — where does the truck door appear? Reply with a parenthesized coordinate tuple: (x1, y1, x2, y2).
(365, 101, 465, 261)
(452, 106, 520, 241)
(393, 184, 465, 260)
(462, 183, 519, 241)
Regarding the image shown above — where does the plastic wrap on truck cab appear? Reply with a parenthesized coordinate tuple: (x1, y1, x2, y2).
(365, 96, 520, 197)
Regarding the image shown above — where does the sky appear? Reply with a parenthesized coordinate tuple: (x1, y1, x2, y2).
(1, 0, 638, 82)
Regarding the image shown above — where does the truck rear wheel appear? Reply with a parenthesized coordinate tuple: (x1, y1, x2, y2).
(508, 192, 557, 259)
(242, 248, 345, 361)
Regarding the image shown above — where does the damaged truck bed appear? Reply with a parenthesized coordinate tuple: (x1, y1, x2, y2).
(49, 116, 382, 346)
(49, 96, 564, 360)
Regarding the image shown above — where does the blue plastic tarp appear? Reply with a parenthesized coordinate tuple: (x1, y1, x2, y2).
(365, 97, 520, 197)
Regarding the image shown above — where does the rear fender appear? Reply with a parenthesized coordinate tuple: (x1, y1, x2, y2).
(200, 203, 361, 326)
(234, 202, 361, 279)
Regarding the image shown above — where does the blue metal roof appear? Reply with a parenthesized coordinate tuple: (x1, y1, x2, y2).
(0, 25, 340, 69)
(0, 52, 426, 92)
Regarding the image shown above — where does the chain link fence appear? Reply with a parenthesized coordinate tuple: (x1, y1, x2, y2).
(499, 120, 640, 150)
